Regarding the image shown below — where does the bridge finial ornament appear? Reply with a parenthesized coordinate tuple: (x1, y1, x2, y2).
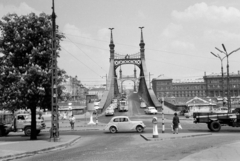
(109, 28, 114, 44)
(109, 28, 115, 60)
(139, 27, 145, 58)
(139, 27, 144, 43)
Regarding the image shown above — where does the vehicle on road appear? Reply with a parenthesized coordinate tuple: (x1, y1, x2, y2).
(119, 100, 128, 112)
(214, 107, 228, 113)
(104, 116, 146, 133)
(232, 108, 240, 113)
(193, 112, 240, 132)
(0, 113, 45, 137)
(144, 106, 158, 114)
(105, 107, 114, 116)
(140, 101, 146, 108)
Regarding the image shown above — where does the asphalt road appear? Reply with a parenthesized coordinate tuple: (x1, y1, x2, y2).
(15, 92, 240, 161)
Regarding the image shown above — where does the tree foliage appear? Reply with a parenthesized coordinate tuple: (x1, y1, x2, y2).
(0, 13, 65, 139)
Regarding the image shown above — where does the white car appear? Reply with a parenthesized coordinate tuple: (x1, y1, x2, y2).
(105, 108, 114, 116)
(104, 116, 146, 133)
(140, 102, 146, 108)
(214, 107, 228, 113)
(144, 106, 158, 114)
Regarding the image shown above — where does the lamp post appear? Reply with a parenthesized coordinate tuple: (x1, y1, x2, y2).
(215, 44, 240, 113)
(101, 74, 107, 90)
(149, 72, 154, 89)
(210, 52, 226, 99)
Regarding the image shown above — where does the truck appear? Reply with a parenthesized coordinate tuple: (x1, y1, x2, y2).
(0, 113, 46, 137)
(119, 100, 128, 112)
(193, 112, 240, 132)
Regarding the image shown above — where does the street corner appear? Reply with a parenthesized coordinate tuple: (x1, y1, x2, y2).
(0, 135, 81, 161)
(140, 133, 212, 141)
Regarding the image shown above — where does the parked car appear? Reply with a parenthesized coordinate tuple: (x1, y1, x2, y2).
(144, 106, 158, 114)
(104, 116, 145, 133)
(105, 108, 114, 116)
(232, 108, 240, 113)
(214, 107, 228, 113)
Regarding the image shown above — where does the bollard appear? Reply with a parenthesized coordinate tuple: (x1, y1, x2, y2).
(96, 111, 98, 125)
(152, 117, 158, 138)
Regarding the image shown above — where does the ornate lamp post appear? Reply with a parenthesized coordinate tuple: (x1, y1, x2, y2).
(210, 52, 226, 98)
(215, 44, 240, 113)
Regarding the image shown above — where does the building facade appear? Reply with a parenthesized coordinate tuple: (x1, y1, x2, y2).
(61, 76, 88, 101)
(88, 88, 105, 100)
(152, 72, 240, 99)
(152, 77, 206, 99)
(204, 72, 240, 97)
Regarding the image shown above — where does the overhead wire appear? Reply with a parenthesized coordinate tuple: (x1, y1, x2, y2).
(63, 32, 214, 59)
(61, 46, 102, 77)
(65, 36, 107, 72)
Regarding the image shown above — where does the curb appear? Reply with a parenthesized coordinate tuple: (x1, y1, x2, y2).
(140, 133, 212, 141)
(0, 136, 81, 160)
(42, 125, 105, 132)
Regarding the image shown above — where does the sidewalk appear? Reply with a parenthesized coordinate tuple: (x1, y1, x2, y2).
(180, 140, 240, 161)
(42, 117, 106, 132)
(140, 133, 212, 141)
(141, 132, 240, 161)
(0, 135, 80, 160)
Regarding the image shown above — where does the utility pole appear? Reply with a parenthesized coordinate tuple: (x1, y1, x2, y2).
(210, 52, 226, 98)
(215, 44, 240, 113)
(50, 0, 59, 142)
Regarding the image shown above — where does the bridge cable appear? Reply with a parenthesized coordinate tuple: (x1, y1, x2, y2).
(65, 36, 107, 73)
(61, 46, 102, 77)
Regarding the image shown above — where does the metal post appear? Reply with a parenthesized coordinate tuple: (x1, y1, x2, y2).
(221, 61, 224, 98)
(162, 97, 165, 133)
(215, 44, 240, 113)
(149, 72, 151, 89)
(106, 74, 107, 89)
(50, 0, 59, 142)
(226, 56, 231, 111)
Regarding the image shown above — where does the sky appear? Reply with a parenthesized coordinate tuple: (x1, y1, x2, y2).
(1, 0, 240, 88)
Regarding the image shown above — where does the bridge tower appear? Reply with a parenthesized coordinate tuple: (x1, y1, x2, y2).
(99, 28, 161, 111)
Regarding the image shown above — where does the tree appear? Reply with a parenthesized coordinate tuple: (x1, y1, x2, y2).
(0, 13, 65, 140)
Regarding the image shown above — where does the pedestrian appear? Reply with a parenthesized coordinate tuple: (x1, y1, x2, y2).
(38, 113, 44, 121)
(69, 114, 76, 130)
(172, 113, 180, 134)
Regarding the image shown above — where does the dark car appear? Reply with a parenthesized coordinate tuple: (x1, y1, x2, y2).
(232, 108, 240, 113)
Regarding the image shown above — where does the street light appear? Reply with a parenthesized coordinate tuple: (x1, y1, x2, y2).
(101, 74, 107, 90)
(149, 72, 154, 89)
(215, 44, 240, 113)
(210, 51, 226, 99)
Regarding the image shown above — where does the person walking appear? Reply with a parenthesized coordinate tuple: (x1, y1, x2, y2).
(172, 113, 180, 134)
(38, 113, 44, 121)
(69, 114, 76, 130)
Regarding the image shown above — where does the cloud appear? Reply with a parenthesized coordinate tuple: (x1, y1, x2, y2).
(172, 2, 240, 23)
(162, 23, 182, 38)
(0, 2, 40, 17)
(97, 28, 110, 41)
(203, 29, 240, 41)
(171, 40, 195, 50)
